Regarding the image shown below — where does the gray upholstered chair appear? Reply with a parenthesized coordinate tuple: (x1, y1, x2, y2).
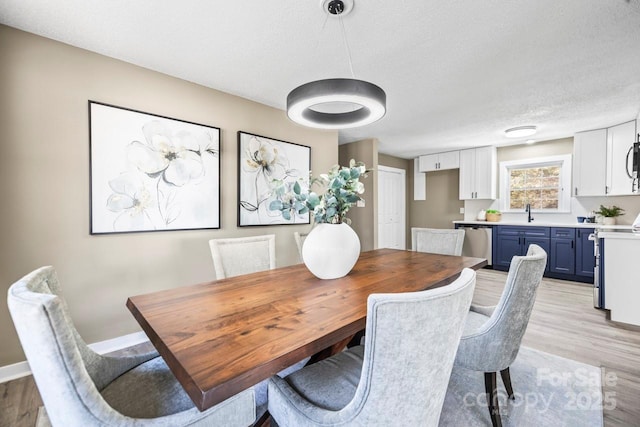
(209, 234, 276, 279)
(411, 227, 465, 256)
(268, 268, 477, 426)
(454, 244, 547, 427)
(209, 233, 306, 420)
(7, 266, 255, 427)
(293, 231, 308, 263)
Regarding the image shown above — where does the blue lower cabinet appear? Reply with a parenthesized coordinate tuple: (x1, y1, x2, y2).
(575, 228, 595, 279)
(493, 227, 550, 272)
(524, 237, 551, 272)
(489, 225, 594, 283)
(494, 235, 522, 268)
(549, 227, 575, 275)
(550, 238, 575, 274)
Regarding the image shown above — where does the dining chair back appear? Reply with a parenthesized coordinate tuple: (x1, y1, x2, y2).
(293, 231, 308, 263)
(7, 266, 255, 427)
(208, 233, 307, 418)
(411, 227, 465, 256)
(209, 234, 276, 279)
(268, 268, 476, 426)
(454, 244, 547, 427)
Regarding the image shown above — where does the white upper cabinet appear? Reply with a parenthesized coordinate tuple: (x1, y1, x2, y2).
(418, 151, 459, 172)
(438, 151, 460, 170)
(573, 129, 607, 196)
(418, 154, 439, 172)
(459, 146, 497, 200)
(606, 120, 638, 196)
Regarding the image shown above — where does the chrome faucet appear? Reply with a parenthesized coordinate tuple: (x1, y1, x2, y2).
(526, 203, 534, 223)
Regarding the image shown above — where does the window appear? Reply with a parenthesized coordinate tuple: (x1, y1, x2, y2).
(500, 155, 572, 213)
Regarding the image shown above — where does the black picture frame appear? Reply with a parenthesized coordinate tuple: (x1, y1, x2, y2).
(89, 101, 221, 234)
(237, 131, 311, 227)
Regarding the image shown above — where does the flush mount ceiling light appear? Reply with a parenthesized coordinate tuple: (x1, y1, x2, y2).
(504, 126, 537, 138)
(286, 0, 386, 129)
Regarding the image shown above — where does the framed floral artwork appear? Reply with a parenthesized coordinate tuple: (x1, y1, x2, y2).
(89, 101, 220, 234)
(238, 131, 311, 226)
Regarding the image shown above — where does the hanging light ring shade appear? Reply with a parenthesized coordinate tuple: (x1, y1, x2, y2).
(287, 78, 386, 129)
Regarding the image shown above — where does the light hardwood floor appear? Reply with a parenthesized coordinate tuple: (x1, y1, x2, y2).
(473, 269, 640, 427)
(1, 269, 639, 427)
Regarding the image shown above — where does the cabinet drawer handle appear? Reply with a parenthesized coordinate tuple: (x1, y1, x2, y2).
(571, 241, 574, 249)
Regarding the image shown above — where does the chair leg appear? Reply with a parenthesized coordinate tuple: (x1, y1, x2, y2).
(484, 372, 503, 427)
(500, 367, 515, 400)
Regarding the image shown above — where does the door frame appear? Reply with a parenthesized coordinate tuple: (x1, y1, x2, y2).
(377, 165, 407, 250)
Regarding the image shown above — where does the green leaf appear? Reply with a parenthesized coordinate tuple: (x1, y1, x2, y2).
(307, 192, 320, 208)
(282, 210, 291, 220)
(293, 181, 301, 195)
(350, 168, 360, 179)
(269, 200, 283, 211)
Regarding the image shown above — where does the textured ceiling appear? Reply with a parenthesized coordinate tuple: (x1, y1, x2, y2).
(1, 0, 640, 158)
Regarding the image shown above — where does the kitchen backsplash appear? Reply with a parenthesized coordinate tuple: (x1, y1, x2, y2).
(464, 196, 640, 225)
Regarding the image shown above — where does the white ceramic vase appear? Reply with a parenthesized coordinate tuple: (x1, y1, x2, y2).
(302, 222, 361, 280)
(602, 217, 616, 225)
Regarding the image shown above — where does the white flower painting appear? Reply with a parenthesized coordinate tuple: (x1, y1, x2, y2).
(238, 132, 310, 226)
(90, 102, 220, 234)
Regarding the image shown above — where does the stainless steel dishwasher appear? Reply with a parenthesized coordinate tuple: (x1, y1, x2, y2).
(458, 225, 493, 266)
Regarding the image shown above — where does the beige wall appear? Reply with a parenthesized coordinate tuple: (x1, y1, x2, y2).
(409, 161, 464, 233)
(339, 139, 378, 251)
(379, 154, 411, 248)
(0, 25, 338, 366)
(378, 153, 409, 171)
(498, 138, 573, 161)
(497, 138, 573, 194)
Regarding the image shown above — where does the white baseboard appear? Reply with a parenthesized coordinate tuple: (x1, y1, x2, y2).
(0, 331, 149, 384)
(87, 331, 148, 355)
(0, 361, 31, 384)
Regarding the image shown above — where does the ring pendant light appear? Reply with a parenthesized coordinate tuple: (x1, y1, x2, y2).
(286, 0, 386, 129)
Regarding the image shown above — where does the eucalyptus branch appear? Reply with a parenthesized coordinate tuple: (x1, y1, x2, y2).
(268, 159, 368, 224)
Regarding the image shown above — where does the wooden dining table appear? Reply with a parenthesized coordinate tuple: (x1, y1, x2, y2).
(127, 248, 486, 413)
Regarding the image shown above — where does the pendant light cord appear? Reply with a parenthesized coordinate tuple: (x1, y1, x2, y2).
(339, 16, 356, 78)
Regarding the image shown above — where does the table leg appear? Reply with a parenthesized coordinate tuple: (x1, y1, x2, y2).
(254, 411, 271, 427)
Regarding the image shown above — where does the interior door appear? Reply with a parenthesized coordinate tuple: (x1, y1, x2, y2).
(377, 166, 406, 249)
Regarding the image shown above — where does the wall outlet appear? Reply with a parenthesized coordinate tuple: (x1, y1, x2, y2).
(357, 200, 366, 208)
(459, 207, 465, 214)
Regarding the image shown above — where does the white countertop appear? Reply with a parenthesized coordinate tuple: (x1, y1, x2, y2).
(453, 220, 633, 230)
(598, 229, 640, 239)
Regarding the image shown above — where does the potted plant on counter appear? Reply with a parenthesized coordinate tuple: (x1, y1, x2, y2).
(595, 205, 625, 225)
(485, 209, 502, 222)
(269, 159, 369, 279)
